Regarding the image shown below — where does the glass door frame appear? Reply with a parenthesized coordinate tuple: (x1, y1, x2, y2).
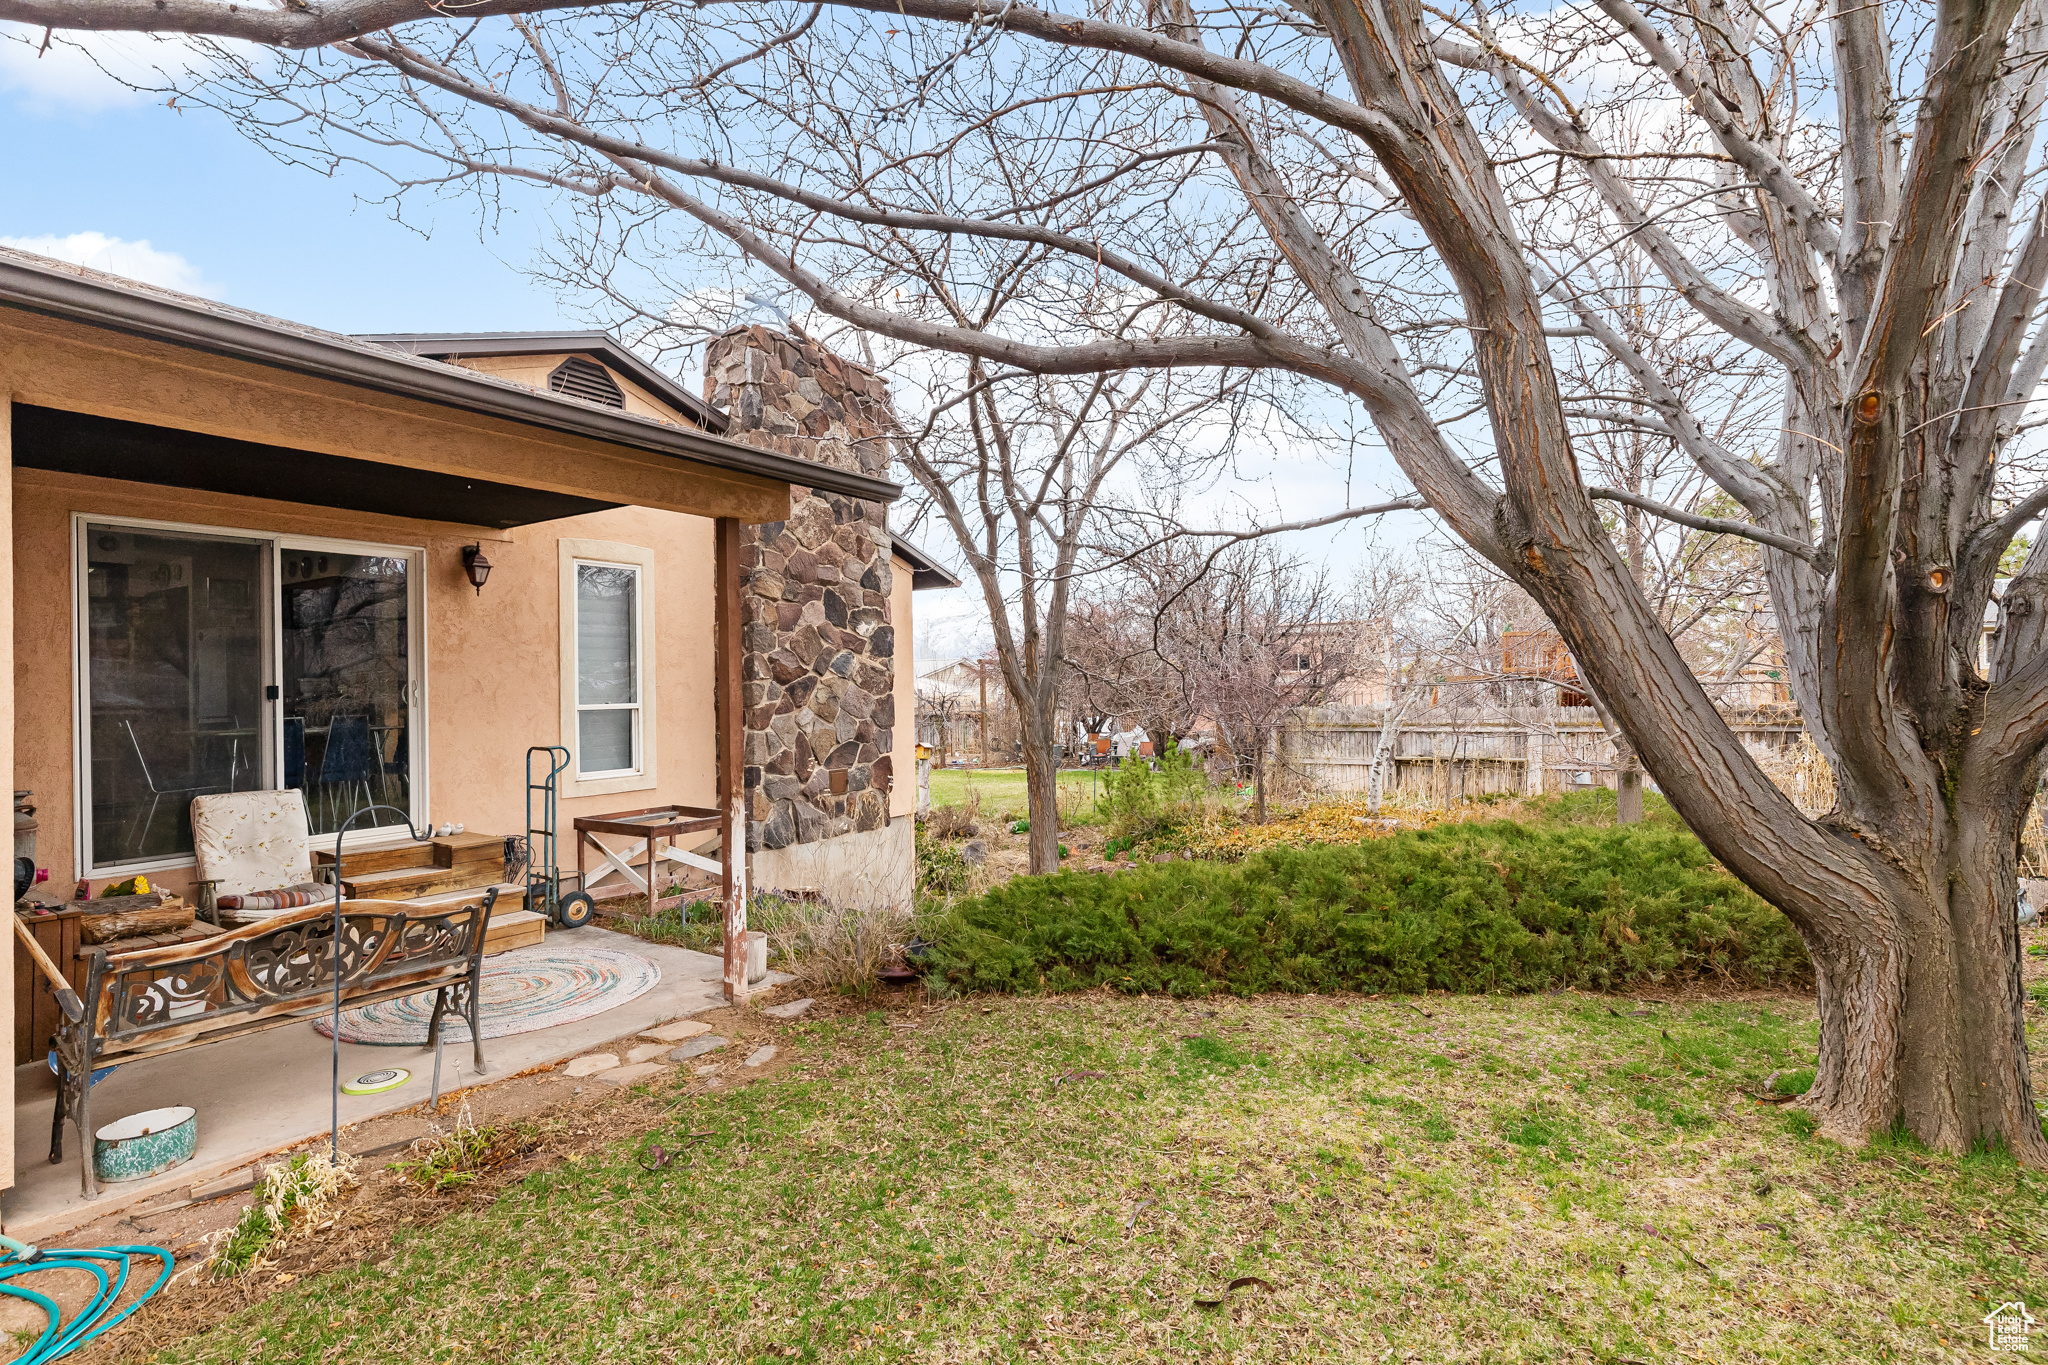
(71, 514, 430, 876)
(273, 533, 429, 848)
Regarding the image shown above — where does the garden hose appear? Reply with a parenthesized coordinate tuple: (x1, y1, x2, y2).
(0, 1233, 173, 1364)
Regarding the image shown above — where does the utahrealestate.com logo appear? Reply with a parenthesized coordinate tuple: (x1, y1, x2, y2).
(1985, 1301, 2038, 1351)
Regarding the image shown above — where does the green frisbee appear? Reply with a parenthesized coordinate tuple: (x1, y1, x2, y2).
(341, 1068, 412, 1096)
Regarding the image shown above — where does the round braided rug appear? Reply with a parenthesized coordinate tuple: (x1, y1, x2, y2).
(313, 945, 661, 1046)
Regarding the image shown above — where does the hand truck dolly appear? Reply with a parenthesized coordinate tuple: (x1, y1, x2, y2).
(526, 746, 597, 929)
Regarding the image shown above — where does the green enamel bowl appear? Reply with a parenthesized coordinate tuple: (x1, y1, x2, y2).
(93, 1106, 198, 1184)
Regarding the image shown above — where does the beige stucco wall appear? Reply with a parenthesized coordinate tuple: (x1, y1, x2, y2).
(17, 485, 926, 893)
(445, 354, 697, 430)
(15, 469, 719, 897)
(752, 817, 912, 910)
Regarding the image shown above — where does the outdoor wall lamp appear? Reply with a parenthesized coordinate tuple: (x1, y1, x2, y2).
(461, 544, 492, 595)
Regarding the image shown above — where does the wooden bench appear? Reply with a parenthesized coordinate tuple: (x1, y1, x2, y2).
(50, 892, 497, 1198)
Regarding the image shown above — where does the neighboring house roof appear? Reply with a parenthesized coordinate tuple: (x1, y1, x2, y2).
(892, 539, 962, 590)
(0, 248, 900, 506)
(355, 330, 728, 433)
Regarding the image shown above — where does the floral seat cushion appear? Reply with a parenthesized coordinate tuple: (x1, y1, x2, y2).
(190, 791, 318, 922)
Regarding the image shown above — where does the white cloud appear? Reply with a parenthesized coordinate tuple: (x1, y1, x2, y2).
(0, 232, 221, 298)
(0, 23, 219, 112)
(0, 26, 144, 110)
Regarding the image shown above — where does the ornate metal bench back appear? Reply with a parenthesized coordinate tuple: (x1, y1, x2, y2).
(89, 900, 489, 1051)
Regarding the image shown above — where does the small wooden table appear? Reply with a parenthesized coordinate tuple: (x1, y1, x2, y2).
(571, 805, 721, 911)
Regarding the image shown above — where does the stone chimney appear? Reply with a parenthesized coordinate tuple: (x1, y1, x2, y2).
(704, 326, 899, 852)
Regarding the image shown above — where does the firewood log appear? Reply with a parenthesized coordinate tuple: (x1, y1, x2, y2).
(78, 893, 195, 944)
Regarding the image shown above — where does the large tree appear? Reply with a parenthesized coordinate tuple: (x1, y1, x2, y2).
(883, 356, 1252, 875)
(23, 0, 2048, 1158)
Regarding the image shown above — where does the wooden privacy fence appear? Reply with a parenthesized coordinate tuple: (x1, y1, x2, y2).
(1278, 705, 1807, 801)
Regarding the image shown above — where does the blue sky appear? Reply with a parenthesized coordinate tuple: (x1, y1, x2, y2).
(0, 29, 576, 333)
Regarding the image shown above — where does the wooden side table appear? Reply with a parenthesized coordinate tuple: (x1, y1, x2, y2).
(571, 805, 721, 912)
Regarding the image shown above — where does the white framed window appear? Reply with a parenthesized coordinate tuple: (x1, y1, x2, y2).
(558, 538, 658, 796)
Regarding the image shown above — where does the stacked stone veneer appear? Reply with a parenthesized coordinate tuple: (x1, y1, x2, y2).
(704, 326, 899, 853)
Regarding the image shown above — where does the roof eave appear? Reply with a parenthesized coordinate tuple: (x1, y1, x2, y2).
(890, 538, 962, 590)
(354, 330, 729, 433)
(0, 258, 901, 505)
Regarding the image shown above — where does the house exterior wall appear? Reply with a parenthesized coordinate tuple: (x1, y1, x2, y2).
(13, 468, 721, 898)
(0, 301, 920, 1196)
(443, 354, 697, 430)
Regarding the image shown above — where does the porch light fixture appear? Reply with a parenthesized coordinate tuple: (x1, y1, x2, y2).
(461, 544, 492, 595)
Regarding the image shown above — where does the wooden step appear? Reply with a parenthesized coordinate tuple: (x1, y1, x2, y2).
(434, 832, 506, 869)
(339, 861, 501, 902)
(403, 881, 528, 915)
(481, 909, 545, 955)
(314, 839, 435, 878)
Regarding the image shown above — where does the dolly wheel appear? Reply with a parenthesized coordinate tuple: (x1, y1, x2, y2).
(556, 891, 597, 929)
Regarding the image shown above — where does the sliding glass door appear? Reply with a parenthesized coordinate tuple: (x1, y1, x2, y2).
(77, 519, 424, 872)
(82, 524, 268, 867)
(279, 545, 415, 837)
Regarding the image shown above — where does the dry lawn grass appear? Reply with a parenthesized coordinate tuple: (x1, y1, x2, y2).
(83, 967, 2048, 1364)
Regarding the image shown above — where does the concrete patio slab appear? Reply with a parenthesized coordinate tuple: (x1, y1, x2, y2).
(3, 927, 783, 1240)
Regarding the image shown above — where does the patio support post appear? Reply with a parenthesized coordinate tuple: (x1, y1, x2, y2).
(715, 515, 751, 1003)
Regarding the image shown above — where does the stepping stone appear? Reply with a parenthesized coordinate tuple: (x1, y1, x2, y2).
(641, 1020, 713, 1043)
(595, 1062, 667, 1087)
(669, 1035, 729, 1063)
(694, 1064, 721, 1076)
(564, 1053, 619, 1077)
(626, 1043, 672, 1065)
(762, 998, 815, 1020)
(743, 1045, 779, 1068)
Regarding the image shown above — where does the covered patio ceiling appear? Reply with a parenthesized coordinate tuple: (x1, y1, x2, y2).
(13, 404, 622, 530)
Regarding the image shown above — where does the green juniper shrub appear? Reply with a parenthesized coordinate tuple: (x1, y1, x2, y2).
(925, 817, 1808, 996)
(1103, 744, 1205, 844)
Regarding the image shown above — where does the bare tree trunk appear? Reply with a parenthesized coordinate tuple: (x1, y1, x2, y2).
(1801, 803, 2040, 1154)
(1021, 705, 1064, 874)
(1252, 732, 1269, 824)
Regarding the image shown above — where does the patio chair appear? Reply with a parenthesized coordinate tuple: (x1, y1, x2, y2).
(189, 789, 327, 926)
(317, 716, 378, 829)
(120, 719, 220, 861)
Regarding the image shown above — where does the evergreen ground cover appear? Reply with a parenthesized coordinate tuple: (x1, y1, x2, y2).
(925, 807, 1808, 997)
(129, 989, 2046, 1363)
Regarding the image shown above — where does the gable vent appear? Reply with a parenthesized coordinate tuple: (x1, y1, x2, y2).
(548, 356, 626, 409)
